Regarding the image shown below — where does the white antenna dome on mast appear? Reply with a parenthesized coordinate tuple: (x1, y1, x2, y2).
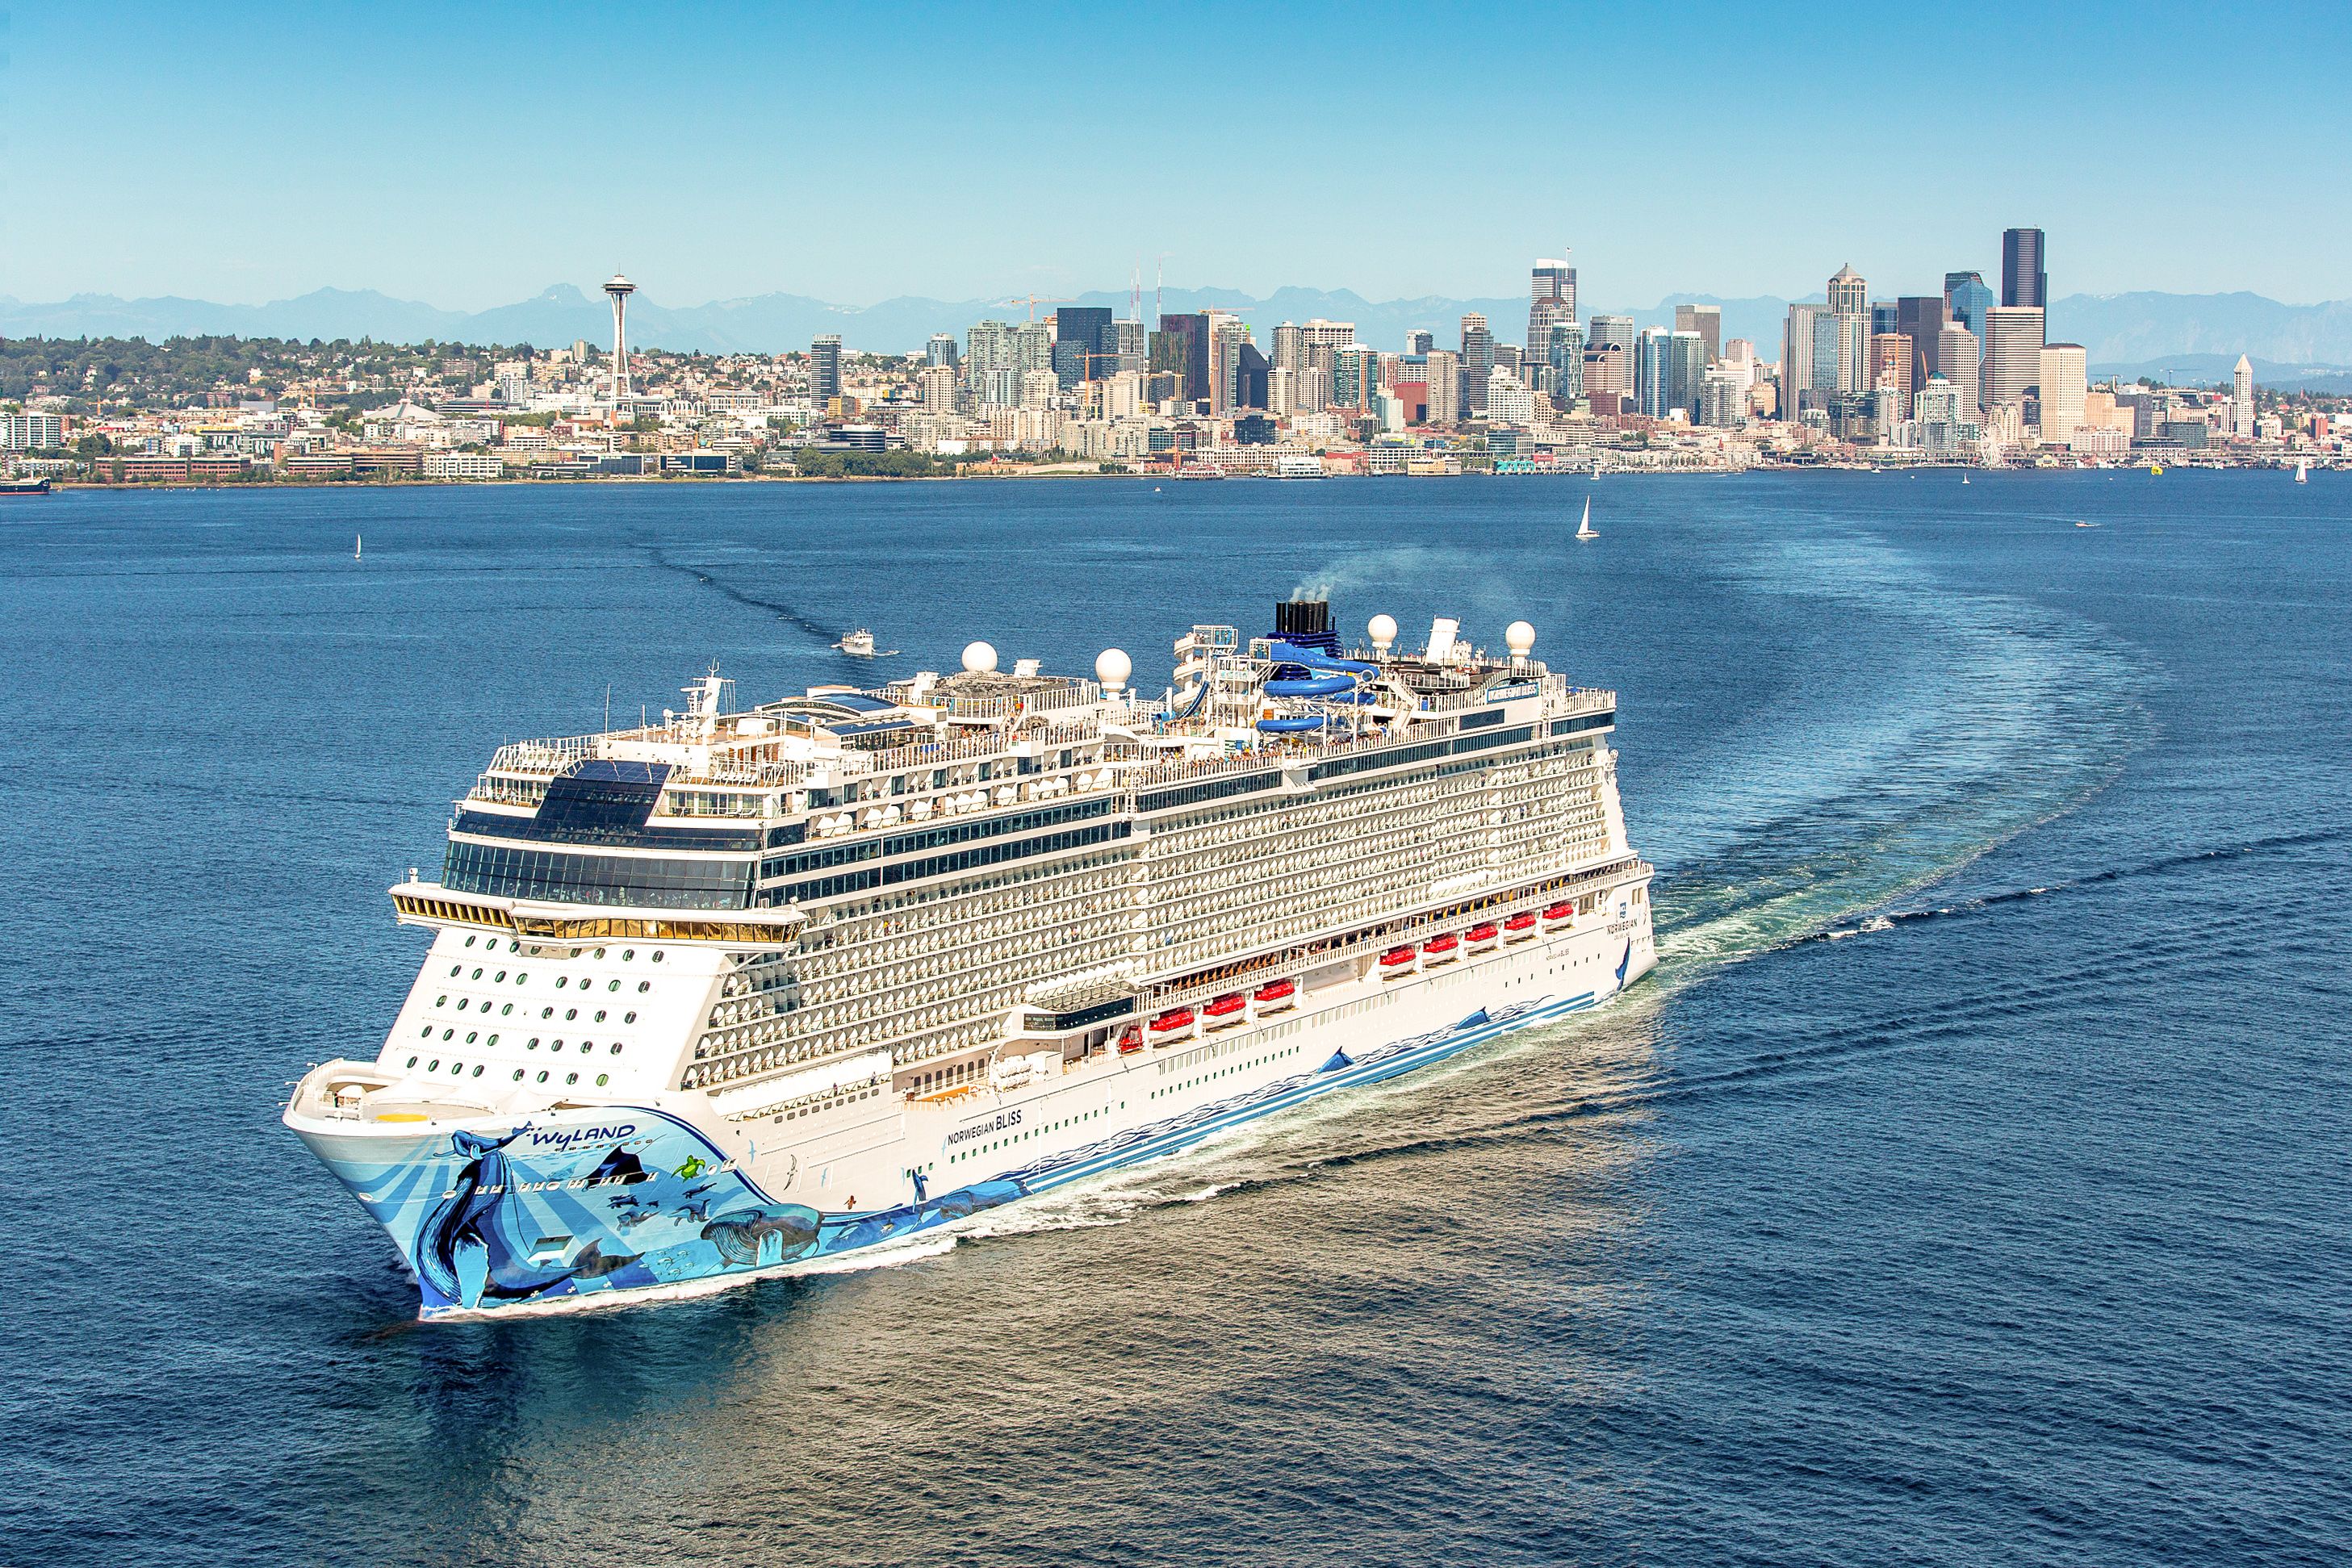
(1094, 647, 1132, 695)
(1367, 613, 1398, 653)
(961, 641, 998, 675)
(1505, 621, 1537, 659)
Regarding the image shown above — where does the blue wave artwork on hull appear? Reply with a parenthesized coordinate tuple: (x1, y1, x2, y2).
(311, 1110, 1029, 1314)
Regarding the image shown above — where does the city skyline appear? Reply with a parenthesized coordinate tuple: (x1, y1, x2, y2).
(3, 2, 2346, 310)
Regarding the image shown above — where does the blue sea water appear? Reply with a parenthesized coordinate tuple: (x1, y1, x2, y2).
(1, 472, 2346, 1566)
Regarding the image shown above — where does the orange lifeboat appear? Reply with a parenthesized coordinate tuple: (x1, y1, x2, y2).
(1150, 1008, 1195, 1036)
(1542, 901, 1576, 924)
(1465, 922, 1499, 949)
(1504, 911, 1539, 940)
(1379, 945, 1418, 977)
(1424, 933, 1460, 964)
(1253, 978, 1297, 1010)
(1115, 1025, 1144, 1055)
(1204, 993, 1246, 1027)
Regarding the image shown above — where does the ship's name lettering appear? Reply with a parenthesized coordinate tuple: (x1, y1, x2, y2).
(525, 1123, 638, 1150)
(946, 1110, 1023, 1147)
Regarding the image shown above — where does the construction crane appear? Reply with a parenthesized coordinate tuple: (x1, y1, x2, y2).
(1004, 294, 1073, 323)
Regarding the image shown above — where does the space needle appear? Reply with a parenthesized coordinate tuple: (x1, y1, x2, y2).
(604, 272, 637, 403)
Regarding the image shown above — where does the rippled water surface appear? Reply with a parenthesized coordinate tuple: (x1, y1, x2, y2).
(2, 473, 2347, 1566)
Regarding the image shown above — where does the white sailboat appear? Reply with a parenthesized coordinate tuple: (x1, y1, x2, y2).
(2295, 458, 2309, 483)
(354, 534, 362, 559)
(1575, 497, 1597, 541)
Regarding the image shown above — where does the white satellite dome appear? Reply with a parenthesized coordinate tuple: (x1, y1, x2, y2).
(1368, 613, 1399, 652)
(1094, 647, 1132, 693)
(1505, 620, 1537, 657)
(961, 640, 998, 675)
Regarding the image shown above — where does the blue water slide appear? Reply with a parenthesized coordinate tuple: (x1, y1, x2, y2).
(1256, 713, 1334, 733)
(1265, 672, 1356, 698)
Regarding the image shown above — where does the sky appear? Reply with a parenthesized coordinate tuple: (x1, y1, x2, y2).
(2, 2, 2347, 311)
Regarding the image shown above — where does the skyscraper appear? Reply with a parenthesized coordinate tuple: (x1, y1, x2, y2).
(1894, 295, 1947, 400)
(1152, 313, 1210, 407)
(1980, 306, 2045, 415)
(1425, 349, 1461, 424)
(1405, 328, 1433, 355)
(1233, 341, 1270, 411)
(603, 274, 636, 401)
(1053, 306, 1112, 388)
(2233, 353, 2256, 437)
(809, 332, 843, 408)
(926, 333, 959, 369)
(1273, 322, 1305, 374)
(1781, 303, 1823, 419)
(1668, 331, 1705, 416)
(1634, 328, 1672, 418)
(1943, 271, 1994, 341)
(1546, 320, 1585, 407)
(1870, 332, 1913, 403)
(964, 319, 1012, 396)
(1936, 321, 1980, 418)
(1673, 303, 1722, 366)
(1459, 313, 1495, 415)
(2002, 228, 2047, 308)
(2037, 343, 2086, 444)
(1584, 314, 1635, 396)
(1530, 258, 1576, 370)
(1827, 265, 1869, 395)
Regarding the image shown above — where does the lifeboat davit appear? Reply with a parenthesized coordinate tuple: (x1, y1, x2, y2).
(1204, 993, 1246, 1027)
(1465, 922, 1500, 948)
(1542, 901, 1576, 923)
(1252, 978, 1297, 1009)
(1504, 911, 1539, 939)
(1424, 933, 1460, 964)
(1379, 945, 1417, 976)
(1150, 1008, 1195, 1035)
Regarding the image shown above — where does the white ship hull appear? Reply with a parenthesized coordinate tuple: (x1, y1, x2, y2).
(291, 901, 1655, 1319)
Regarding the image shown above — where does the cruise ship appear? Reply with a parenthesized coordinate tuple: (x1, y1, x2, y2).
(286, 598, 1655, 1318)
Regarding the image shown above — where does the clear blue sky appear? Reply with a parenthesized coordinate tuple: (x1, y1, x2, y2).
(3, 1, 2345, 310)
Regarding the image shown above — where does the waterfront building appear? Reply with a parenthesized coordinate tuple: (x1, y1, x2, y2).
(1914, 375, 1965, 455)
(2003, 228, 2048, 308)
(1981, 306, 2045, 416)
(1827, 265, 1869, 395)
(1546, 320, 1585, 407)
(1152, 314, 1211, 408)
(1424, 350, 1461, 424)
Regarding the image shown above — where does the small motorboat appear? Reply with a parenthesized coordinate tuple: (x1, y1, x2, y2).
(1504, 911, 1539, 939)
(835, 629, 898, 657)
(1379, 945, 1418, 976)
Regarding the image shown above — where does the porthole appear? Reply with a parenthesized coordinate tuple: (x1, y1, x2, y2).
(624, 1010, 637, 1022)
(471, 968, 483, 980)
(556, 976, 567, 989)
(528, 1038, 541, 1049)
(450, 1060, 463, 1075)
(566, 1008, 578, 1022)
(406, 1055, 419, 1068)
(595, 1010, 607, 1022)
(512, 1069, 525, 1081)
(471, 1064, 483, 1077)
(565, 1073, 579, 1085)
(435, 995, 447, 1006)
(638, 981, 651, 993)
(623, 948, 636, 961)
(428, 1059, 440, 1070)
(609, 1043, 623, 1055)
(596, 1073, 609, 1087)
(488, 1034, 499, 1046)
(419, 1025, 432, 1038)
(515, 972, 527, 984)
(495, 970, 507, 982)
(465, 935, 476, 947)
(553, 1039, 565, 1051)
(441, 1028, 453, 1040)
(466, 1031, 478, 1043)
(500, 1003, 513, 1016)
(652, 951, 664, 963)
(537, 1071, 549, 1083)
(595, 947, 607, 959)
(608, 980, 621, 992)
(456, 999, 468, 1012)
(541, 1007, 553, 1019)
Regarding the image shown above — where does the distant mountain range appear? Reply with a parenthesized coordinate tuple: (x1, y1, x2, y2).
(6, 282, 2352, 381)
